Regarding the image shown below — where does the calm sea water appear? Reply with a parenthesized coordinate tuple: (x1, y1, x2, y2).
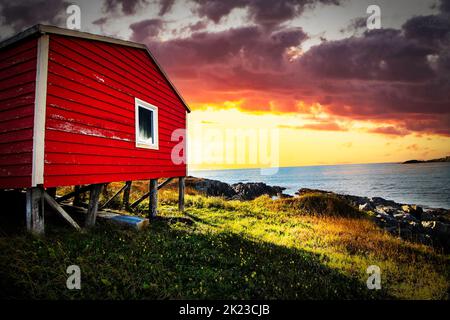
(190, 162, 450, 209)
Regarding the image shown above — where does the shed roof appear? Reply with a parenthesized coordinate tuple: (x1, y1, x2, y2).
(0, 24, 191, 113)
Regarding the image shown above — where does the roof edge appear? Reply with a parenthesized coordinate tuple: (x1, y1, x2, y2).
(0, 24, 191, 113)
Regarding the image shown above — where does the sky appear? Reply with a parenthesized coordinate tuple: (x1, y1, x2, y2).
(1, 0, 449, 169)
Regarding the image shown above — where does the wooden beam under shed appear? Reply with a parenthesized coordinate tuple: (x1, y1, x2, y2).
(85, 184, 103, 228)
(26, 187, 45, 235)
(178, 176, 185, 212)
(122, 181, 132, 210)
(149, 179, 158, 218)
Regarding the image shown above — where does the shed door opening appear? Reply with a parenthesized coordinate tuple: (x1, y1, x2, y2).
(135, 98, 159, 149)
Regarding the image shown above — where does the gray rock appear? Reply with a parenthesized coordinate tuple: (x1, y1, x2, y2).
(421, 220, 450, 237)
(371, 197, 401, 209)
(401, 204, 423, 219)
(232, 182, 286, 200)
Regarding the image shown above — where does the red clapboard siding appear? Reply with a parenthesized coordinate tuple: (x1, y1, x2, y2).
(44, 35, 187, 187)
(0, 38, 37, 188)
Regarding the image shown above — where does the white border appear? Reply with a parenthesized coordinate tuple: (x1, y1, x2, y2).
(32, 35, 49, 186)
(135, 98, 159, 150)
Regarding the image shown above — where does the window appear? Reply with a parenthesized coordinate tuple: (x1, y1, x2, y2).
(135, 98, 158, 149)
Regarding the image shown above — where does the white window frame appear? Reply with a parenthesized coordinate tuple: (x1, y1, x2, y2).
(135, 98, 159, 150)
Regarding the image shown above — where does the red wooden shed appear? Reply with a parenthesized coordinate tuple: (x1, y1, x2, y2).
(0, 25, 189, 233)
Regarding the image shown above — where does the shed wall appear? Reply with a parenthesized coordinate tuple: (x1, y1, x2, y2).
(44, 35, 187, 187)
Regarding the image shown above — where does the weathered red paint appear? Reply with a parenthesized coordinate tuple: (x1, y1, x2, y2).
(0, 30, 187, 189)
(0, 37, 37, 188)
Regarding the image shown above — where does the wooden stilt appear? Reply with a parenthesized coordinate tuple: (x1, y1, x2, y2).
(178, 176, 185, 212)
(26, 187, 44, 235)
(122, 181, 132, 210)
(149, 179, 158, 218)
(130, 177, 174, 209)
(86, 184, 103, 228)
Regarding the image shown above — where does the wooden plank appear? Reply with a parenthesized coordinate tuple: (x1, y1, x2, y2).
(100, 182, 128, 209)
(149, 179, 158, 218)
(85, 183, 103, 228)
(97, 212, 149, 231)
(179, 176, 185, 212)
(26, 187, 44, 234)
(43, 191, 81, 231)
(130, 177, 174, 209)
(56, 184, 90, 203)
(122, 181, 131, 210)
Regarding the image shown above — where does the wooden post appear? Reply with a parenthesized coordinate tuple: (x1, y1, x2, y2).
(122, 181, 132, 210)
(86, 184, 103, 228)
(149, 179, 158, 218)
(73, 185, 82, 206)
(178, 176, 185, 212)
(130, 178, 174, 209)
(26, 187, 44, 234)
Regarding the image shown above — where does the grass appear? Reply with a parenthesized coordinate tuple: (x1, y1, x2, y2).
(0, 185, 449, 300)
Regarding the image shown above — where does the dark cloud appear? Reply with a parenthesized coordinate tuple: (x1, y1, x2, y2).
(130, 19, 164, 42)
(147, 25, 307, 69)
(193, 0, 340, 28)
(403, 14, 450, 45)
(187, 20, 208, 32)
(159, 0, 175, 16)
(439, 0, 450, 13)
(143, 3, 450, 136)
(93, 17, 108, 25)
(0, 0, 69, 33)
(103, 0, 148, 15)
(340, 17, 366, 33)
(301, 29, 435, 82)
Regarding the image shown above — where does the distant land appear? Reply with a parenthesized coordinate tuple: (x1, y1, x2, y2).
(403, 156, 450, 164)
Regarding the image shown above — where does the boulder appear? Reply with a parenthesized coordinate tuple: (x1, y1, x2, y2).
(186, 177, 236, 197)
(421, 221, 450, 237)
(371, 197, 401, 209)
(232, 182, 285, 200)
(401, 205, 423, 219)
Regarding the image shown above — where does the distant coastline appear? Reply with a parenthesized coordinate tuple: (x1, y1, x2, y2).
(403, 156, 450, 164)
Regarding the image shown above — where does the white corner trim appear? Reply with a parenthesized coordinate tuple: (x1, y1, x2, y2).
(32, 35, 49, 187)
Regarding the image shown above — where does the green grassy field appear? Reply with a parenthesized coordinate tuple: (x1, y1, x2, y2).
(0, 185, 449, 299)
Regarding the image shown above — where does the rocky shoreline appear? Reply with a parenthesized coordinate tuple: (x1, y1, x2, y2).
(187, 176, 450, 250)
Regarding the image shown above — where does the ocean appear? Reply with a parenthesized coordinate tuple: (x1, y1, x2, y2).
(189, 162, 450, 209)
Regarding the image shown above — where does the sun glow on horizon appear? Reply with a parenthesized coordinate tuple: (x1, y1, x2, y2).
(186, 108, 450, 171)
